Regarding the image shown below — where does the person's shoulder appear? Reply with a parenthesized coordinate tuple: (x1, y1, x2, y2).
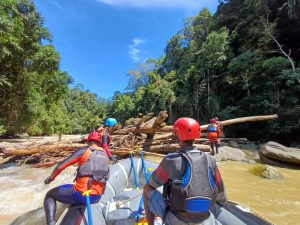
(163, 152, 183, 164)
(76, 146, 89, 153)
(165, 151, 182, 159)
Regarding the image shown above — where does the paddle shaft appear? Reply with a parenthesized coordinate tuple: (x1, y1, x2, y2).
(136, 148, 151, 223)
(83, 190, 93, 225)
(130, 152, 139, 189)
(139, 148, 150, 182)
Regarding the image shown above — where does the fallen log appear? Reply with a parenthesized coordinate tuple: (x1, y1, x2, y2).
(113, 111, 168, 135)
(135, 113, 154, 129)
(142, 141, 169, 147)
(0, 135, 85, 151)
(33, 160, 62, 168)
(1, 143, 86, 156)
(153, 133, 173, 141)
(142, 114, 279, 134)
(0, 113, 278, 168)
(200, 114, 279, 131)
(112, 126, 135, 135)
(152, 110, 168, 129)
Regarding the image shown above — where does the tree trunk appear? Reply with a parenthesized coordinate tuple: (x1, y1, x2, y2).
(1, 143, 85, 156)
(142, 114, 278, 134)
(152, 110, 168, 129)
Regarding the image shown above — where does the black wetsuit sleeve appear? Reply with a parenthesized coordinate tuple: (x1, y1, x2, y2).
(49, 147, 87, 180)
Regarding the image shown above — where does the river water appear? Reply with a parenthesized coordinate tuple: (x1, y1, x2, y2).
(0, 163, 74, 225)
(0, 158, 300, 225)
(217, 161, 300, 225)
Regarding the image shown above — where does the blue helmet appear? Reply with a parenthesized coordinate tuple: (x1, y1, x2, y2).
(105, 118, 118, 127)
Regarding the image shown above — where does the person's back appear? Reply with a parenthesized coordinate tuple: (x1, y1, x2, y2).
(208, 121, 218, 141)
(97, 118, 118, 163)
(74, 145, 109, 194)
(158, 147, 225, 224)
(43, 132, 109, 225)
(143, 117, 227, 225)
(208, 119, 221, 155)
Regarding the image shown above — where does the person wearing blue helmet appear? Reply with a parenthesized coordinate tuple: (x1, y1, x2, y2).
(97, 118, 118, 164)
(105, 118, 118, 127)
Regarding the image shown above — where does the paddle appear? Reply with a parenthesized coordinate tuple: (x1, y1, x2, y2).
(130, 151, 139, 190)
(139, 146, 150, 182)
(135, 146, 152, 224)
(82, 190, 93, 225)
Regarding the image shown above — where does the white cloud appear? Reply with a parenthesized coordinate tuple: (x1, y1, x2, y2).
(96, 0, 201, 9)
(52, 1, 65, 11)
(128, 38, 146, 62)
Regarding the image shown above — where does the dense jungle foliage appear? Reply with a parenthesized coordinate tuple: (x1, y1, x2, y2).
(0, 0, 299, 143)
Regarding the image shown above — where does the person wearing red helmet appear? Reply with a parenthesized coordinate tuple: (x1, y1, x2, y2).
(143, 117, 227, 225)
(214, 116, 223, 144)
(43, 132, 110, 225)
(208, 118, 221, 155)
(214, 117, 223, 133)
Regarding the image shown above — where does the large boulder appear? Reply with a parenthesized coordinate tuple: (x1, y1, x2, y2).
(259, 141, 300, 166)
(249, 164, 283, 179)
(214, 146, 249, 162)
(228, 140, 240, 149)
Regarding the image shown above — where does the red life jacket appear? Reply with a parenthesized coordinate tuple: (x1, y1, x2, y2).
(98, 128, 112, 145)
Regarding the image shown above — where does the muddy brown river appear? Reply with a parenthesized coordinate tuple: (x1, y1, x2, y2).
(145, 156, 300, 225)
(0, 158, 299, 225)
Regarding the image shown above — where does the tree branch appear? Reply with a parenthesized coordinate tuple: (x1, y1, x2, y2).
(264, 17, 300, 85)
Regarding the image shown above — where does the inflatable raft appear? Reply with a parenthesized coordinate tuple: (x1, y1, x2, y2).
(56, 158, 273, 225)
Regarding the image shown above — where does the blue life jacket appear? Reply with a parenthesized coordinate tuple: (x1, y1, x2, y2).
(164, 149, 217, 223)
(208, 124, 217, 133)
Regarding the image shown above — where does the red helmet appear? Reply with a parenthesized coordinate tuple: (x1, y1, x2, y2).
(173, 117, 201, 141)
(87, 132, 101, 143)
(210, 119, 216, 123)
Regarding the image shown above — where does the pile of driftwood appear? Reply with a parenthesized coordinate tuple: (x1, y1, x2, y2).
(0, 111, 278, 168)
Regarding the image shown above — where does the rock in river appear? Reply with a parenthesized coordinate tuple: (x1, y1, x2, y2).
(214, 146, 249, 162)
(259, 141, 300, 166)
(249, 164, 283, 179)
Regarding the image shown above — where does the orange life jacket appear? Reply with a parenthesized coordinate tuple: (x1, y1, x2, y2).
(74, 147, 107, 195)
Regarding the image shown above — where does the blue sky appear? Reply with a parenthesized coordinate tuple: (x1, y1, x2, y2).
(34, 0, 218, 98)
